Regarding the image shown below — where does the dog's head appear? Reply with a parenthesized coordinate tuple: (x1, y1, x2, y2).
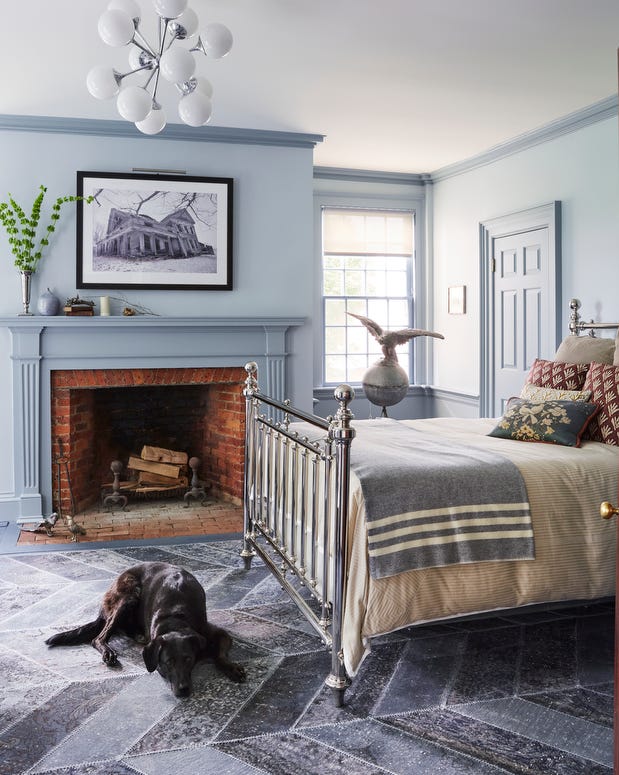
(142, 632, 207, 697)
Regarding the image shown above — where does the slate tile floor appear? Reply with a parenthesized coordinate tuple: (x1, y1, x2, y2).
(0, 538, 613, 774)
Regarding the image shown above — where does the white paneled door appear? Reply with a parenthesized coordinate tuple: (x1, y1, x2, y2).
(492, 228, 549, 414)
(479, 202, 561, 418)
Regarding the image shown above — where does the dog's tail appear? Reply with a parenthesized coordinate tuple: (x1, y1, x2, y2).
(45, 617, 105, 647)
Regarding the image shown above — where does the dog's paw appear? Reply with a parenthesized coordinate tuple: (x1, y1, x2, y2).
(102, 648, 120, 667)
(227, 662, 247, 683)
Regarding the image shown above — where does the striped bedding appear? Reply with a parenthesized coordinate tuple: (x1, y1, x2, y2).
(342, 416, 618, 676)
(349, 419, 534, 578)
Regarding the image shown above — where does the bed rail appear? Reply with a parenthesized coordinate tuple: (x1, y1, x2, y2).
(569, 298, 619, 336)
(241, 362, 355, 705)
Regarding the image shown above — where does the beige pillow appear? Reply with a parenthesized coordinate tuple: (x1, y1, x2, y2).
(554, 335, 615, 365)
(614, 328, 619, 367)
(519, 383, 591, 402)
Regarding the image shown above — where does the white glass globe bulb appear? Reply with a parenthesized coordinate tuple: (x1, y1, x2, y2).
(160, 47, 195, 83)
(135, 106, 167, 134)
(152, 0, 188, 20)
(202, 23, 233, 59)
(87, 66, 121, 100)
(98, 8, 135, 46)
(117, 85, 152, 122)
(178, 90, 212, 126)
(194, 76, 213, 99)
(107, 0, 141, 22)
(169, 7, 198, 39)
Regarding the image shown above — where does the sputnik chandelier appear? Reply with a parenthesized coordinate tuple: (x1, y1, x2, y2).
(87, 0, 233, 134)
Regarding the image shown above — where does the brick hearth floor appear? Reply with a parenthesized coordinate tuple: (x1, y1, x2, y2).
(16, 498, 244, 546)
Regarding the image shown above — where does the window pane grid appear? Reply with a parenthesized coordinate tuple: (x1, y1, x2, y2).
(322, 208, 415, 386)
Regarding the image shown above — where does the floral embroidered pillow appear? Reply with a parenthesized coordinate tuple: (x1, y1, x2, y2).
(525, 358, 589, 391)
(488, 398, 599, 447)
(519, 383, 591, 402)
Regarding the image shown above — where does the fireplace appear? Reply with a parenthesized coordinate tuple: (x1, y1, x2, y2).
(51, 367, 246, 516)
(0, 315, 303, 522)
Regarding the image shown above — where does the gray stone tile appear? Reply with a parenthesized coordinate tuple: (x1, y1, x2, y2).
(30, 673, 178, 773)
(455, 696, 613, 768)
(384, 708, 611, 774)
(303, 717, 502, 774)
(125, 745, 269, 775)
(215, 731, 387, 775)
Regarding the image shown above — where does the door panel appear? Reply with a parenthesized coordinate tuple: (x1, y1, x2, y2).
(492, 228, 549, 415)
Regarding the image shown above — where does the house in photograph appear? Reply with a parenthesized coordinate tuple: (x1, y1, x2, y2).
(95, 207, 213, 259)
(0, 3, 617, 774)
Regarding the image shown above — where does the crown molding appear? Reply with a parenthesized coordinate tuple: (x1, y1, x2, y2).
(314, 166, 427, 186)
(431, 95, 618, 182)
(0, 114, 325, 149)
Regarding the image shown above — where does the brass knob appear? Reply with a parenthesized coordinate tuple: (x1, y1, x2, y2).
(600, 501, 619, 520)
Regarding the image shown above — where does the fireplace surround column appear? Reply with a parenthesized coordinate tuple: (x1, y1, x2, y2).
(9, 324, 43, 518)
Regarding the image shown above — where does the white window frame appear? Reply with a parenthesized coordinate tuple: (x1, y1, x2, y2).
(313, 187, 429, 392)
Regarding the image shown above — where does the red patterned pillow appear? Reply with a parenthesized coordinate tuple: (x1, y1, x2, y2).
(526, 358, 589, 391)
(582, 362, 619, 445)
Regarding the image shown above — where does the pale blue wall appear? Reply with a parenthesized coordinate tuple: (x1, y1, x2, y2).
(1, 112, 617, 500)
(0, 124, 316, 498)
(432, 117, 619, 398)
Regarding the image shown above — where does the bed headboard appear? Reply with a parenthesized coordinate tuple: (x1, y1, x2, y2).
(568, 298, 619, 337)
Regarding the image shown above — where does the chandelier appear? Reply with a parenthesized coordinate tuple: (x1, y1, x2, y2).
(87, 0, 233, 135)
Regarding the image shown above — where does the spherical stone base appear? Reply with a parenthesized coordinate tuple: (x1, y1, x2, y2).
(362, 361, 409, 408)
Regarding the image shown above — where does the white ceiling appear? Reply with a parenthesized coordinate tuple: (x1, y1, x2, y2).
(4, 0, 619, 173)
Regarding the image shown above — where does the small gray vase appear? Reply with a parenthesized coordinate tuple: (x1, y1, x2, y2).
(37, 288, 61, 316)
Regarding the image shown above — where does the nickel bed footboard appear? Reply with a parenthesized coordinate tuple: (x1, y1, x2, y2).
(241, 361, 355, 706)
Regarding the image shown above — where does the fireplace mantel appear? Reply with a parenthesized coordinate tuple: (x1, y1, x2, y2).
(0, 315, 304, 521)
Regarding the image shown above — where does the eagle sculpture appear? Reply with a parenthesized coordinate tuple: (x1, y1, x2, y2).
(347, 313, 444, 363)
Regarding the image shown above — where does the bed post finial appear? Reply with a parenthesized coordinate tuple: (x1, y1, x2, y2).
(244, 361, 259, 395)
(568, 298, 581, 336)
(333, 384, 355, 429)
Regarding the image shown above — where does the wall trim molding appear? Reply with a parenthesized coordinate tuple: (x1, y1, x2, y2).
(431, 95, 618, 182)
(312, 96, 617, 183)
(314, 166, 427, 186)
(430, 386, 479, 408)
(0, 114, 325, 149)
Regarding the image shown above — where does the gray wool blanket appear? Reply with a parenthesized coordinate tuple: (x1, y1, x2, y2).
(349, 419, 534, 579)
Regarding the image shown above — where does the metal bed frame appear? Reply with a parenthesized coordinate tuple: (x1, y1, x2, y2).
(569, 297, 619, 336)
(241, 301, 618, 706)
(241, 361, 355, 706)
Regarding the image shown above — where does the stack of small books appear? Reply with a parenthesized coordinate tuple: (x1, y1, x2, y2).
(63, 300, 94, 316)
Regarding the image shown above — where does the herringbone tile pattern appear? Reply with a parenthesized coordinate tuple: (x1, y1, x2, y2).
(0, 540, 613, 774)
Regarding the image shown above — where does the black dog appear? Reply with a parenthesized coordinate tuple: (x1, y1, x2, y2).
(45, 561, 246, 697)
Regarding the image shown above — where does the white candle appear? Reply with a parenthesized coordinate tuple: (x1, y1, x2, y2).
(100, 296, 111, 316)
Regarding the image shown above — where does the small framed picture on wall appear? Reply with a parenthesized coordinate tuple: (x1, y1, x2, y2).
(448, 285, 466, 314)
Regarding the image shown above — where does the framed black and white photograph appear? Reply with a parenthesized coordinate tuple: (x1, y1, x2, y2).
(76, 171, 233, 290)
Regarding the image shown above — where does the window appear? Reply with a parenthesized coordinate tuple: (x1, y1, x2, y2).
(321, 207, 415, 385)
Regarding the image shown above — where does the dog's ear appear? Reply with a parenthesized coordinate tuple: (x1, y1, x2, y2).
(142, 637, 162, 672)
(191, 633, 208, 656)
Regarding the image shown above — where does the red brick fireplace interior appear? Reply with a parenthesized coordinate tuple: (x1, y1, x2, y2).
(50, 367, 246, 517)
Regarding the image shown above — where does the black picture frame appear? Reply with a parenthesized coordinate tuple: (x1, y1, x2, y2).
(76, 171, 233, 290)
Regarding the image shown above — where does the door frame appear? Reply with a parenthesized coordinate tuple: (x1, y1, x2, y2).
(479, 201, 562, 417)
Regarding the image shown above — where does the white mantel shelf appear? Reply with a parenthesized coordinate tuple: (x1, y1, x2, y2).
(1, 315, 305, 521)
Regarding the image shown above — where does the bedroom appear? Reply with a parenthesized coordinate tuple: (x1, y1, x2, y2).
(0, 1, 618, 773)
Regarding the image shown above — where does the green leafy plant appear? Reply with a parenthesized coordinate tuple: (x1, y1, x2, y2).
(0, 185, 93, 272)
